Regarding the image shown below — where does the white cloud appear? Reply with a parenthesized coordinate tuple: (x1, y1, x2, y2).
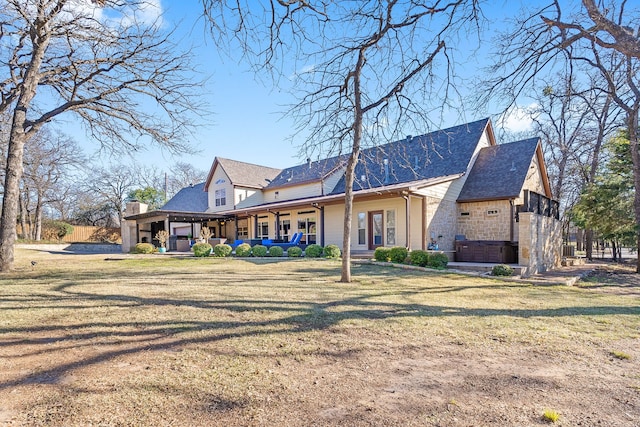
(130, 0, 164, 28)
(289, 64, 316, 81)
(65, 0, 164, 29)
(499, 104, 538, 133)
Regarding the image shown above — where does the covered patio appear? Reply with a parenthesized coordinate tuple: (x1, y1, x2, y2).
(121, 202, 233, 252)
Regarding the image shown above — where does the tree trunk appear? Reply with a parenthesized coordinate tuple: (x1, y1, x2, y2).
(585, 228, 593, 261)
(34, 194, 42, 241)
(0, 8, 51, 271)
(628, 109, 640, 273)
(18, 193, 27, 240)
(340, 152, 357, 283)
(611, 240, 617, 262)
(0, 124, 28, 270)
(340, 50, 366, 283)
(576, 228, 583, 251)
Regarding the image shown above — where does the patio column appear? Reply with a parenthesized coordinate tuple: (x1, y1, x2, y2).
(320, 206, 325, 247)
(253, 215, 258, 239)
(403, 193, 411, 250)
(234, 215, 239, 241)
(422, 196, 427, 251)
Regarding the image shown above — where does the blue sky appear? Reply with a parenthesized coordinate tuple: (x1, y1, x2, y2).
(65, 1, 536, 175)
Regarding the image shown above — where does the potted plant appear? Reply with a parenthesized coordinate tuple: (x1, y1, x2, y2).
(155, 230, 170, 253)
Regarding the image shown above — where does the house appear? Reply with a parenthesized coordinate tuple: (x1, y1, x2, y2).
(122, 118, 562, 275)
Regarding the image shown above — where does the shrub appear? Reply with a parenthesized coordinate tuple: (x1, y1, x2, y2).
(492, 264, 514, 276)
(427, 252, 449, 269)
(268, 246, 284, 257)
(213, 243, 232, 257)
(374, 247, 391, 262)
(610, 350, 631, 360)
(389, 246, 409, 264)
(193, 242, 213, 257)
(133, 242, 155, 254)
(323, 244, 341, 258)
(409, 250, 429, 267)
(542, 409, 560, 423)
(235, 243, 252, 257)
(305, 244, 323, 258)
(42, 220, 74, 241)
(287, 246, 303, 257)
(252, 244, 268, 257)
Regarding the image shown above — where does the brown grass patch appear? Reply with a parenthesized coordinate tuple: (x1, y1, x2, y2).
(0, 249, 639, 426)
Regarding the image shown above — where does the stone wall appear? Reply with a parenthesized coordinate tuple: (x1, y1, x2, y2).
(427, 197, 458, 251)
(518, 212, 562, 276)
(456, 200, 512, 241)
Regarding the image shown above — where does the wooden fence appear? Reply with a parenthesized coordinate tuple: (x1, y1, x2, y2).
(18, 225, 122, 243)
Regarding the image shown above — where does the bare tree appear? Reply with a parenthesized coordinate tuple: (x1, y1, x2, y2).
(480, 0, 640, 270)
(19, 129, 85, 240)
(83, 163, 139, 226)
(167, 161, 207, 199)
(0, 0, 204, 271)
(203, 0, 484, 282)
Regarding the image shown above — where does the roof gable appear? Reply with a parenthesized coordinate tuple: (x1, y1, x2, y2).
(457, 137, 542, 202)
(331, 118, 492, 194)
(204, 157, 281, 191)
(161, 182, 208, 212)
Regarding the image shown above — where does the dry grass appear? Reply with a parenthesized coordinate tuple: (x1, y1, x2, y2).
(0, 249, 639, 426)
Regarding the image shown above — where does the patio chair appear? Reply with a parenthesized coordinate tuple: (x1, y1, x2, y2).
(289, 232, 303, 245)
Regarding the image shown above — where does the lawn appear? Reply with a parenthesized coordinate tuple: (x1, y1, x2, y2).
(0, 249, 638, 426)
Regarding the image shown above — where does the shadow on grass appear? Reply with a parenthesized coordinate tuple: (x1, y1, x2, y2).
(0, 262, 638, 392)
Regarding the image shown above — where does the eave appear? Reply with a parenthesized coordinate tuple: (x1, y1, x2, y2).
(124, 210, 228, 222)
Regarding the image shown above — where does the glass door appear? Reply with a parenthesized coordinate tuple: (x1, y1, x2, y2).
(368, 211, 383, 249)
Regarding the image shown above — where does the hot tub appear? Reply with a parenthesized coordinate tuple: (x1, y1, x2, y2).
(455, 240, 518, 263)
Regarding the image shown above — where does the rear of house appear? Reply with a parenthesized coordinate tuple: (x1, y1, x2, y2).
(122, 118, 561, 276)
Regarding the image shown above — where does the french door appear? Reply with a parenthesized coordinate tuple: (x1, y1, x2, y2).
(368, 211, 383, 249)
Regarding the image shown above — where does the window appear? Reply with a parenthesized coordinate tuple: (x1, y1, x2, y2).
(297, 215, 317, 244)
(279, 219, 291, 241)
(215, 189, 226, 207)
(386, 209, 396, 246)
(258, 217, 269, 239)
(460, 212, 470, 216)
(237, 226, 248, 238)
(487, 209, 499, 216)
(357, 212, 366, 245)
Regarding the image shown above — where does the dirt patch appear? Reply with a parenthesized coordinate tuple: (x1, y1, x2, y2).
(579, 262, 640, 297)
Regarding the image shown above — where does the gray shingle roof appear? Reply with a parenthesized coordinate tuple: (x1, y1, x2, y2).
(330, 118, 491, 194)
(457, 137, 540, 202)
(216, 157, 281, 189)
(161, 182, 208, 212)
(266, 155, 348, 189)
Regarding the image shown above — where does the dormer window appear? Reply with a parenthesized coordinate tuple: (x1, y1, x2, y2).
(215, 189, 226, 207)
